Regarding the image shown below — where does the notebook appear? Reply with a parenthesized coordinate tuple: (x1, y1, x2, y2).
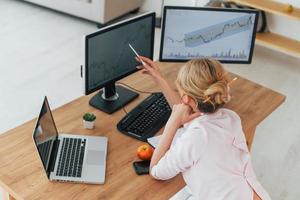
(147, 128, 184, 148)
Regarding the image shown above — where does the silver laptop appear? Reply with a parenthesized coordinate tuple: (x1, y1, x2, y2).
(32, 96, 108, 184)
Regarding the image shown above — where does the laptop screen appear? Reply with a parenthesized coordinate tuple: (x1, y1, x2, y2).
(33, 97, 58, 176)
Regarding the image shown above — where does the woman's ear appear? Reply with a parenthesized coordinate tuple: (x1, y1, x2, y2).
(181, 94, 190, 104)
(182, 95, 198, 112)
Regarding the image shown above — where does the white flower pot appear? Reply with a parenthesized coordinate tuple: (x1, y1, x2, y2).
(83, 120, 95, 129)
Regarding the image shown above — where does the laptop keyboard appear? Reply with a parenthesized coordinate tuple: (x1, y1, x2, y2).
(56, 138, 86, 177)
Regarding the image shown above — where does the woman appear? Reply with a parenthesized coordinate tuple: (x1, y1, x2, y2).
(137, 56, 271, 200)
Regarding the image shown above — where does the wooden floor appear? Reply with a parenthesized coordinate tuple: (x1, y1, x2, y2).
(0, 0, 300, 199)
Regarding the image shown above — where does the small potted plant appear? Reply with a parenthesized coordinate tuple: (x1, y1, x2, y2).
(83, 113, 96, 129)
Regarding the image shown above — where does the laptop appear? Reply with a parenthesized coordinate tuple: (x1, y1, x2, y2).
(32, 96, 108, 184)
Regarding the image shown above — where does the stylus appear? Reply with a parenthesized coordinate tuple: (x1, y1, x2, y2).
(128, 43, 146, 66)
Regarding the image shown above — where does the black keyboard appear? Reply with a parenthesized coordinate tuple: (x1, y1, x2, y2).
(56, 138, 86, 177)
(117, 92, 171, 141)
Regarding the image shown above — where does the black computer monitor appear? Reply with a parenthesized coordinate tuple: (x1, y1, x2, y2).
(159, 6, 258, 64)
(84, 12, 155, 114)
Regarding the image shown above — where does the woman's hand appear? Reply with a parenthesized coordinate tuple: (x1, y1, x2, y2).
(136, 56, 164, 82)
(168, 104, 202, 128)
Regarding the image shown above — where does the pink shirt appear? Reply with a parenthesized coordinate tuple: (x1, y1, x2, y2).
(151, 108, 271, 200)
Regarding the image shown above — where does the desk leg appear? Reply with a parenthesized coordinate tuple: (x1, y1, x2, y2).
(245, 126, 256, 151)
(1, 187, 16, 200)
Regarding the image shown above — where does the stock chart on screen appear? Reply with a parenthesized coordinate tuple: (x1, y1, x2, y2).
(160, 7, 257, 63)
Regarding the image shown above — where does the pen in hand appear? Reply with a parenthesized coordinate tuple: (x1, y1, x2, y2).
(128, 43, 146, 66)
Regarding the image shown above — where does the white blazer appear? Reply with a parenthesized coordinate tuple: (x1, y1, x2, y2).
(151, 108, 271, 200)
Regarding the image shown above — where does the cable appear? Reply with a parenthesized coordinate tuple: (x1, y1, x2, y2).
(116, 82, 153, 94)
(116, 82, 154, 114)
(122, 106, 128, 114)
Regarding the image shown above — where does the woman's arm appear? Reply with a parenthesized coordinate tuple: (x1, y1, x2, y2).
(137, 56, 181, 107)
(149, 117, 179, 170)
(156, 77, 181, 108)
(150, 104, 201, 175)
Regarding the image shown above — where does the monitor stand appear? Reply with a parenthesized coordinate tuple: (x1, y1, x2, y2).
(89, 82, 139, 114)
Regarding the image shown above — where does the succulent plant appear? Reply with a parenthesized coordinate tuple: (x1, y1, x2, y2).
(83, 113, 96, 122)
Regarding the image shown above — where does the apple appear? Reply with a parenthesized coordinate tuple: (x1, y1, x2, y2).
(137, 144, 154, 161)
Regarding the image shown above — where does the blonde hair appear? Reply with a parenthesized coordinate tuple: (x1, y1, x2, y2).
(176, 58, 231, 113)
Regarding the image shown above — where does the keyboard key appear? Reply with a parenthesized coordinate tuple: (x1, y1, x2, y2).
(117, 93, 171, 141)
(56, 138, 85, 178)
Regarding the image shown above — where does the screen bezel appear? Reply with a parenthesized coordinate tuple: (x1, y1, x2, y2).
(159, 6, 258, 64)
(32, 96, 59, 178)
(84, 12, 156, 95)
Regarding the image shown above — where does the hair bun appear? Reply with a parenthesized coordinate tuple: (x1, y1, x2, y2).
(204, 80, 230, 105)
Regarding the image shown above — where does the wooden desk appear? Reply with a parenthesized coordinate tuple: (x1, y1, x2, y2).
(0, 63, 285, 200)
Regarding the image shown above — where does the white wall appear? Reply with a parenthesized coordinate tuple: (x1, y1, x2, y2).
(141, 0, 209, 17)
(277, 0, 300, 7)
(164, 0, 198, 6)
(266, 0, 300, 41)
(141, 0, 163, 17)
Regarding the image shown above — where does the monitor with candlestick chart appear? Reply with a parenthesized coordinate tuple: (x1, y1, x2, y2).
(159, 6, 258, 64)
